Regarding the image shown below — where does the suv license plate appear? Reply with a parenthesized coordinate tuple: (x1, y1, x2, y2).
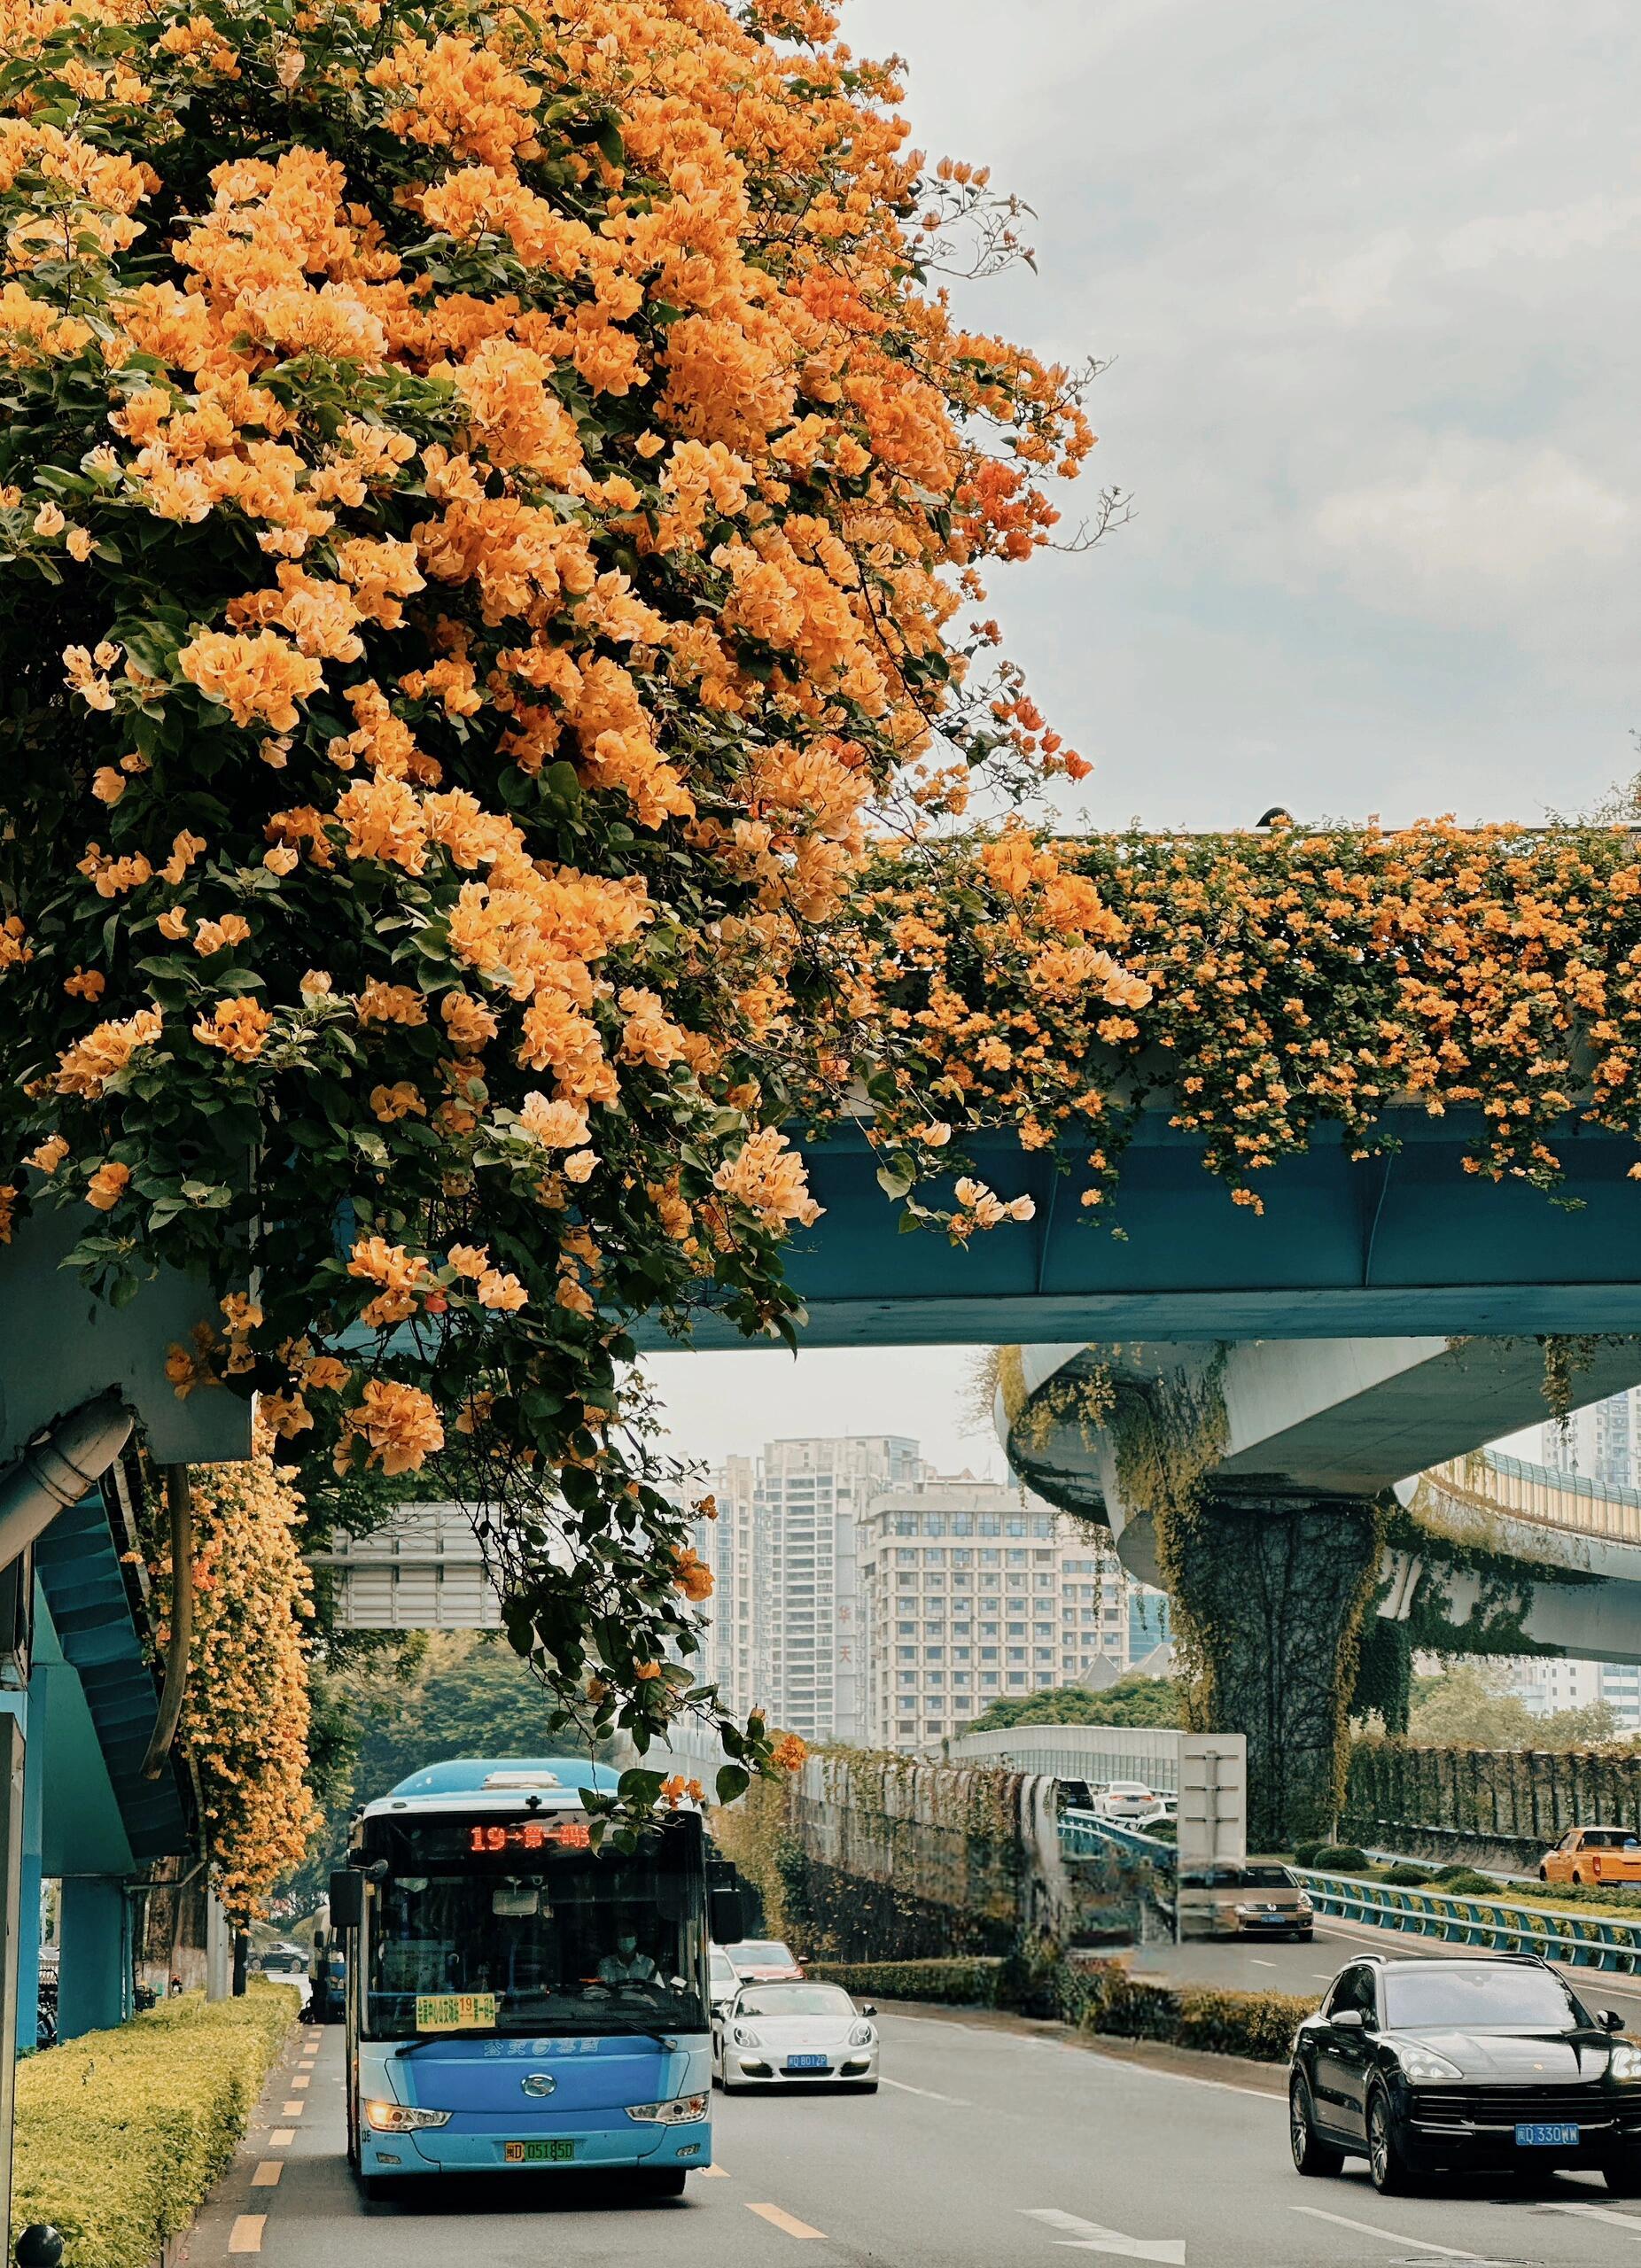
(1515, 2123, 1580, 2148)
(786, 2054, 828, 2070)
(504, 2140, 576, 2163)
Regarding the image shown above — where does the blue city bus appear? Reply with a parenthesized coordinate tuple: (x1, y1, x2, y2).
(328, 1757, 745, 2201)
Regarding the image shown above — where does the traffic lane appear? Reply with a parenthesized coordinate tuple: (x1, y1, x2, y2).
(1136, 1915, 1641, 2030)
(704, 2008, 1641, 2268)
(228, 2009, 1641, 2268)
(855, 2007, 1641, 2266)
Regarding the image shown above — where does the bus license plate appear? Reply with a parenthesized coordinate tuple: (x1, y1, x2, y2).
(504, 2140, 577, 2163)
(786, 2054, 828, 2070)
(1516, 2123, 1580, 2148)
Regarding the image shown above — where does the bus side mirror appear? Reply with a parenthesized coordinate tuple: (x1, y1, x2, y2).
(709, 1885, 747, 1946)
(329, 1869, 364, 1932)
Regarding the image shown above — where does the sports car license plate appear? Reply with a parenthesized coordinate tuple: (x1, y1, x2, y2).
(504, 2140, 577, 2163)
(786, 2054, 828, 2070)
(1515, 2122, 1580, 2148)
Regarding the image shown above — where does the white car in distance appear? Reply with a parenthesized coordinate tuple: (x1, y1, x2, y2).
(1095, 1781, 1158, 1823)
(713, 1979, 880, 2093)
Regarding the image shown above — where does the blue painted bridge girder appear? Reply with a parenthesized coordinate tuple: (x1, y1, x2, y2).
(631, 1110, 1641, 1350)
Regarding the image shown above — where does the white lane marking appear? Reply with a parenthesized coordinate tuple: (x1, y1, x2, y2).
(1248, 1959, 1277, 1969)
(881, 2076, 971, 2106)
(1075, 2045, 1278, 2103)
(1546, 2203, 1641, 2235)
(1291, 2205, 1480, 2258)
(1023, 2207, 1186, 2263)
(882, 2008, 1279, 2103)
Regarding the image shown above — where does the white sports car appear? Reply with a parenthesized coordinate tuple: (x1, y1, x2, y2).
(712, 1979, 880, 2093)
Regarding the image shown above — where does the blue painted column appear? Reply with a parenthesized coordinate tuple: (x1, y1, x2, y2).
(58, 1876, 129, 2040)
(0, 1689, 28, 2066)
(12, 1673, 43, 2057)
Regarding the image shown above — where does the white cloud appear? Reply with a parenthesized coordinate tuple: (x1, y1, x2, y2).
(1310, 439, 1633, 652)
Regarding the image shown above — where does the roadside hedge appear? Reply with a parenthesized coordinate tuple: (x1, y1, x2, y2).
(806, 1958, 1005, 2008)
(1077, 1961, 1319, 2063)
(12, 1985, 297, 2268)
(807, 1952, 1319, 2065)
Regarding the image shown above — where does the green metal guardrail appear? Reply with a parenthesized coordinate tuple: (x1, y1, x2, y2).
(1296, 1868, 1641, 1974)
(1060, 1809, 1176, 1867)
(1059, 1811, 1641, 1973)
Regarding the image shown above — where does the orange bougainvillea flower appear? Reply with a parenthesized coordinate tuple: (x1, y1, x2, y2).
(335, 1378, 445, 1476)
(83, 1158, 131, 1209)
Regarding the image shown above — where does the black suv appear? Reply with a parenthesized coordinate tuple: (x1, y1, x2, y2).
(1290, 1951, 1641, 2194)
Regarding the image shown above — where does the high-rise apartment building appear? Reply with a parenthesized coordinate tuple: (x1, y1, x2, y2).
(855, 1472, 1162, 1749)
(698, 1434, 920, 1743)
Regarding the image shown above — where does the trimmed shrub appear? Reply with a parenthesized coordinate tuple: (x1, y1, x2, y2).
(1431, 1867, 1500, 1897)
(805, 1958, 1005, 2008)
(1077, 1960, 1319, 2063)
(1291, 1841, 1323, 1868)
(1379, 1862, 1435, 1886)
(12, 1984, 297, 2268)
(1175, 1985, 1318, 2063)
(1311, 1845, 1371, 1872)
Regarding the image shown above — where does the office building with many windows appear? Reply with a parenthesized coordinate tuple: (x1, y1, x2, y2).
(855, 1472, 1165, 1749)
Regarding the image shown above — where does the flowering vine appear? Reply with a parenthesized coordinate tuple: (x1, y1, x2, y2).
(144, 1456, 320, 1918)
(841, 820, 1641, 1215)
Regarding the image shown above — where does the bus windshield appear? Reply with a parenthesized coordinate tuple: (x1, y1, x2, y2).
(361, 1814, 708, 2041)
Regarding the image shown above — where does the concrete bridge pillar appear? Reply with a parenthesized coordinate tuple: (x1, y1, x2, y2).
(1168, 1492, 1385, 1851)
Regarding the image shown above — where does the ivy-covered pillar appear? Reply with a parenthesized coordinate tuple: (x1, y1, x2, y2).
(1164, 1494, 1386, 1851)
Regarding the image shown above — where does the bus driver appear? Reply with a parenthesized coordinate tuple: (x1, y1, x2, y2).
(597, 1930, 658, 1987)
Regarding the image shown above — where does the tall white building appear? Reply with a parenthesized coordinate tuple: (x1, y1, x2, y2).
(1543, 1391, 1638, 1492)
(699, 1434, 920, 1743)
(1508, 1655, 1641, 1733)
(855, 1472, 1164, 1750)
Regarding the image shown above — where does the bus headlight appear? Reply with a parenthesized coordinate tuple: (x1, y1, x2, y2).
(364, 2100, 452, 2132)
(626, 2093, 709, 2124)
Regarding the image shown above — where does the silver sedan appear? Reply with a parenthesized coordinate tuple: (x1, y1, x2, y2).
(712, 1980, 880, 2093)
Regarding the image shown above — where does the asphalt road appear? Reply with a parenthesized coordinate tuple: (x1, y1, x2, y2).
(1137, 1915, 1641, 2032)
(200, 2002, 1641, 2268)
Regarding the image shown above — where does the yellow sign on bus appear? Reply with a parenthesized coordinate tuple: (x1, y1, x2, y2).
(415, 1992, 498, 2032)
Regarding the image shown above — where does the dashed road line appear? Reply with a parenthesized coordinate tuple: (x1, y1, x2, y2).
(280, 2100, 304, 2117)
(291, 2073, 310, 2089)
(881, 2076, 972, 2105)
(251, 2161, 283, 2187)
(1290, 2205, 1481, 2257)
(269, 2127, 297, 2146)
(228, 2215, 267, 2254)
(1248, 1959, 1277, 1969)
(698, 2163, 729, 2178)
(745, 2202, 826, 2239)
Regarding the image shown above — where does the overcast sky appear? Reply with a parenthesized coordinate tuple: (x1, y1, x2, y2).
(649, 0, 1636, 1477)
